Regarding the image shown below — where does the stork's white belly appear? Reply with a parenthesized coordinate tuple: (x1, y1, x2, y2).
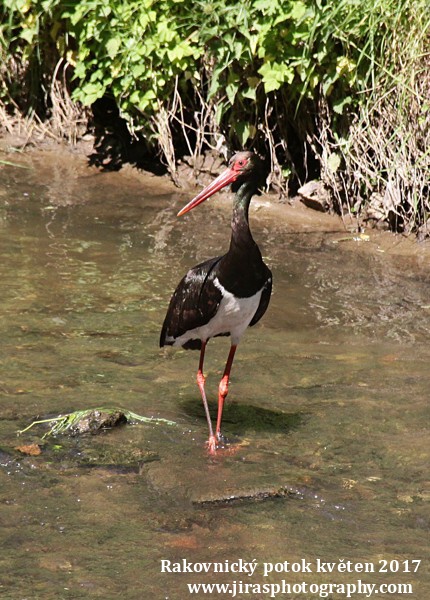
(171, 277, 262, 347)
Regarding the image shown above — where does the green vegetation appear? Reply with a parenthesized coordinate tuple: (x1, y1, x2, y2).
(18, 407, 176, 438)
(1, 0, 429, 234)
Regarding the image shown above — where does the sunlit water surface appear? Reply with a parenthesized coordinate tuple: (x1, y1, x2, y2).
(0, 151, 429, 599)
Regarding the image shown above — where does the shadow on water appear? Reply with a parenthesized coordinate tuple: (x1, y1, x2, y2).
(0, 149, 429, 599)
(181, 397, 304, 435)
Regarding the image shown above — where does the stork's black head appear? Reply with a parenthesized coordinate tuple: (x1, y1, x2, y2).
(177, 151, 265, 216)
(228, 151, 265, 194)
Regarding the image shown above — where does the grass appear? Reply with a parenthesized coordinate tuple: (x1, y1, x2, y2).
(312, 0, 430, 234)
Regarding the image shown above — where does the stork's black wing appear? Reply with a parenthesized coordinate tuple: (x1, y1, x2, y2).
(159, 256, 223, 349)
(249, 265, 272, 327)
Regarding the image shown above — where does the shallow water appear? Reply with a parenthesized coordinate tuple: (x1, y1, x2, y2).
(0, 151, 429, 599)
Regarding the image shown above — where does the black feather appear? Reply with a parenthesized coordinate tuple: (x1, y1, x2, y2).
(159, 256, 223, 348)
(250, 268, 272, 327)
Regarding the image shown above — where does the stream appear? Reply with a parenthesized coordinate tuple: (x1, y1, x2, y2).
(0, 149, 429, 599)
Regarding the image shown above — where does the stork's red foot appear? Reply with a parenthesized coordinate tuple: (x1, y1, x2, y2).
(206, 435, 217, 454)
(206, 433, 245, 456)
(206, 433, 228, 454)
(206, 432, 230, 454)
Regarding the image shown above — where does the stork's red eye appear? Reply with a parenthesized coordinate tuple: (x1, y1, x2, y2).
(230, 154, 249, 172)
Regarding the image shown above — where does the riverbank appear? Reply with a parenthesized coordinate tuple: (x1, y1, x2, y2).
(1, 133, 430, 263)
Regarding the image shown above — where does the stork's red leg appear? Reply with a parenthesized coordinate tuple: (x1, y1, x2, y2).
(196, 341, 216, 453)
(215, 344, 237, 441)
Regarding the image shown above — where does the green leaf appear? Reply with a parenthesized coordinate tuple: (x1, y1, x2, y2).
(130, 63, 147, 78)
(226, 81, 238, 104)
(79, 82, 105, 105)
(19, 27, 37, 44)
(235, 122, 256, 146)
(137, 89, 157, 111)
(106, 37, 121, 59)
(332, 95, 352, 115)
(327, 152, 341, 173)
(215, 101, 227, 126)
(235, 122, 250, 146)
(291, 1, 307, 20)
(258, 61, 294, 93)
(242, 86, 257, 100)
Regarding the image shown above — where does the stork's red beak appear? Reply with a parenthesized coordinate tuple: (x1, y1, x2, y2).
(177, 167, 239, 217)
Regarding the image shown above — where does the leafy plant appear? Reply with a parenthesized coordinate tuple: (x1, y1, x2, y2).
(1, 0, 429, 233)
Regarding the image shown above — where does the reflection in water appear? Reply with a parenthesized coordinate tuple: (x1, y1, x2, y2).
(0, 151, 429, 599)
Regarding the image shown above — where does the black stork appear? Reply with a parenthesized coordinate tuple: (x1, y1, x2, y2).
(160, 151, 272, 453)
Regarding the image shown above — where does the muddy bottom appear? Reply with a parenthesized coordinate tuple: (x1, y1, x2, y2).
(0, 148, 429, 599)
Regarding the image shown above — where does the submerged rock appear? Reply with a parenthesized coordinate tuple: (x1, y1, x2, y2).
(69, 409, 127, 435)
(78, 446, 159, 470)
(192, 485, 305, 507)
